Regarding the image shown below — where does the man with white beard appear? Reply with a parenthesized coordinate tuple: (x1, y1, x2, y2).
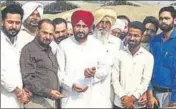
(93, 8, 122, 54)
(93, 8, 122, 107)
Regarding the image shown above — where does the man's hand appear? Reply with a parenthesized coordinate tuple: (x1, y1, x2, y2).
(147, 96, 158, 108)
(14, 87, 23, 97)
(168, 103, 176, 107)
(121, 96, 136, 108)
(84, 67, 96, 78)
(121, 96, 129, 108)
(137, 92, 147, 106)
(72, 83, 88, 93)
(146, 90, 158, 108)
(14, 87, 30, 104)
(24, 88, 32, 99)
(19, 90, 30, 104)
(50, 90, 64, 100)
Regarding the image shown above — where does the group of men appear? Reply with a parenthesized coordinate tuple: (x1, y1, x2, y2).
(1, 1, 176, 108)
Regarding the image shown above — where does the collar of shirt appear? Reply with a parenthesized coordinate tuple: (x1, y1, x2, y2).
(123, 46, 144, 57)
(169, 28, 176, 39)
(21, 25, 25, 30)
(141, 43, 149, 51)
(34, 36, 51, 51)
(158, 28, 176, 40)
(1, 30, 18, 46)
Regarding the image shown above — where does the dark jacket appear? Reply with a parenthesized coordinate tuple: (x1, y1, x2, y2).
(20, 37, 59, 99)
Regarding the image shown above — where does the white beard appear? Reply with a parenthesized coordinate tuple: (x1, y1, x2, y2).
(94, 29, 110, 44)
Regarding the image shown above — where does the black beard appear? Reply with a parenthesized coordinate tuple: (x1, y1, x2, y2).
(120, 32, 128, 40)
(24, 19, 38, 33)
(142, 35, 152, 43)
(55, 36, 67, 44)
(128, 40, 140, 49)
(38, 38, 51, 47)
(74, 32, 88, 42)
(2, 28, 19, 37)
(160, 24, 173, 32)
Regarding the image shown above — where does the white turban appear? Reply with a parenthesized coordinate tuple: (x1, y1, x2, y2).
(22, 1, 43, 22)
(111, 18, 125, 31)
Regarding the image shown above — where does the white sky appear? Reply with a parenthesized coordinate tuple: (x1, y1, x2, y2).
(137, 1, 174, 5)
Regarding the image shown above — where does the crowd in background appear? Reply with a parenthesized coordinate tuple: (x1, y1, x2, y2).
(1, 1, 176, 108)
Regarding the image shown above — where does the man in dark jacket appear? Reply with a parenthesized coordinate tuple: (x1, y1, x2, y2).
(20, 19, 64, 108)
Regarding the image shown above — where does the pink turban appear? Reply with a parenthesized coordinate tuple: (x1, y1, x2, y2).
(71, 10, 94, 29)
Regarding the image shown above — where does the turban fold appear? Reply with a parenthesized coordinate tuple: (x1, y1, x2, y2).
(111, 18, 126, 31)
(93, 8, 117, 26)
(71, 10, 94, 29)
(22, 1, 43, 23)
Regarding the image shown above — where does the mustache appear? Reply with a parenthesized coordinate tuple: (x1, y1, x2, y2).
(43, 38, 51, 42)
(30, 20, 39, 26)
(56, 36, 66, 41)
(99, 27, 109, 31)
(96, 29, 109, 35)
(128, 40, 136, 42)
(160, 23, 168, 26)
(9, 28, 18, 32)
(76, 32, 85, 36)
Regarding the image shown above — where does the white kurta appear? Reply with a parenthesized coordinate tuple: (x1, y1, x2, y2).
(50, 41, 59, 55)
(17, 26, 35, 49)
(94, 35, 122, 107)
(1, 31, 23, 108)
(56, 35, 111, 108)
(112, 47, 154, 108)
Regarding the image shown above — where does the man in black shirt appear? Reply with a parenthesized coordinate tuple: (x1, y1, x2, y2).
(20, 19, 64, 108)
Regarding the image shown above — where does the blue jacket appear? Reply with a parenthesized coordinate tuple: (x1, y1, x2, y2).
(149, 28, 176, 103)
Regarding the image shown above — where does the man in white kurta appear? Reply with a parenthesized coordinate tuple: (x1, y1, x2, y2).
(1, 4, 30, 108)
(1, 31, 23, 108)
(93, 8, 122, 107)
(56, 10, 110, 108)
(112, 21, 154, 108)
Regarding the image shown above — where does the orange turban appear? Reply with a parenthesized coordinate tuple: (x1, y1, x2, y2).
(71, 10, 94, 29)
